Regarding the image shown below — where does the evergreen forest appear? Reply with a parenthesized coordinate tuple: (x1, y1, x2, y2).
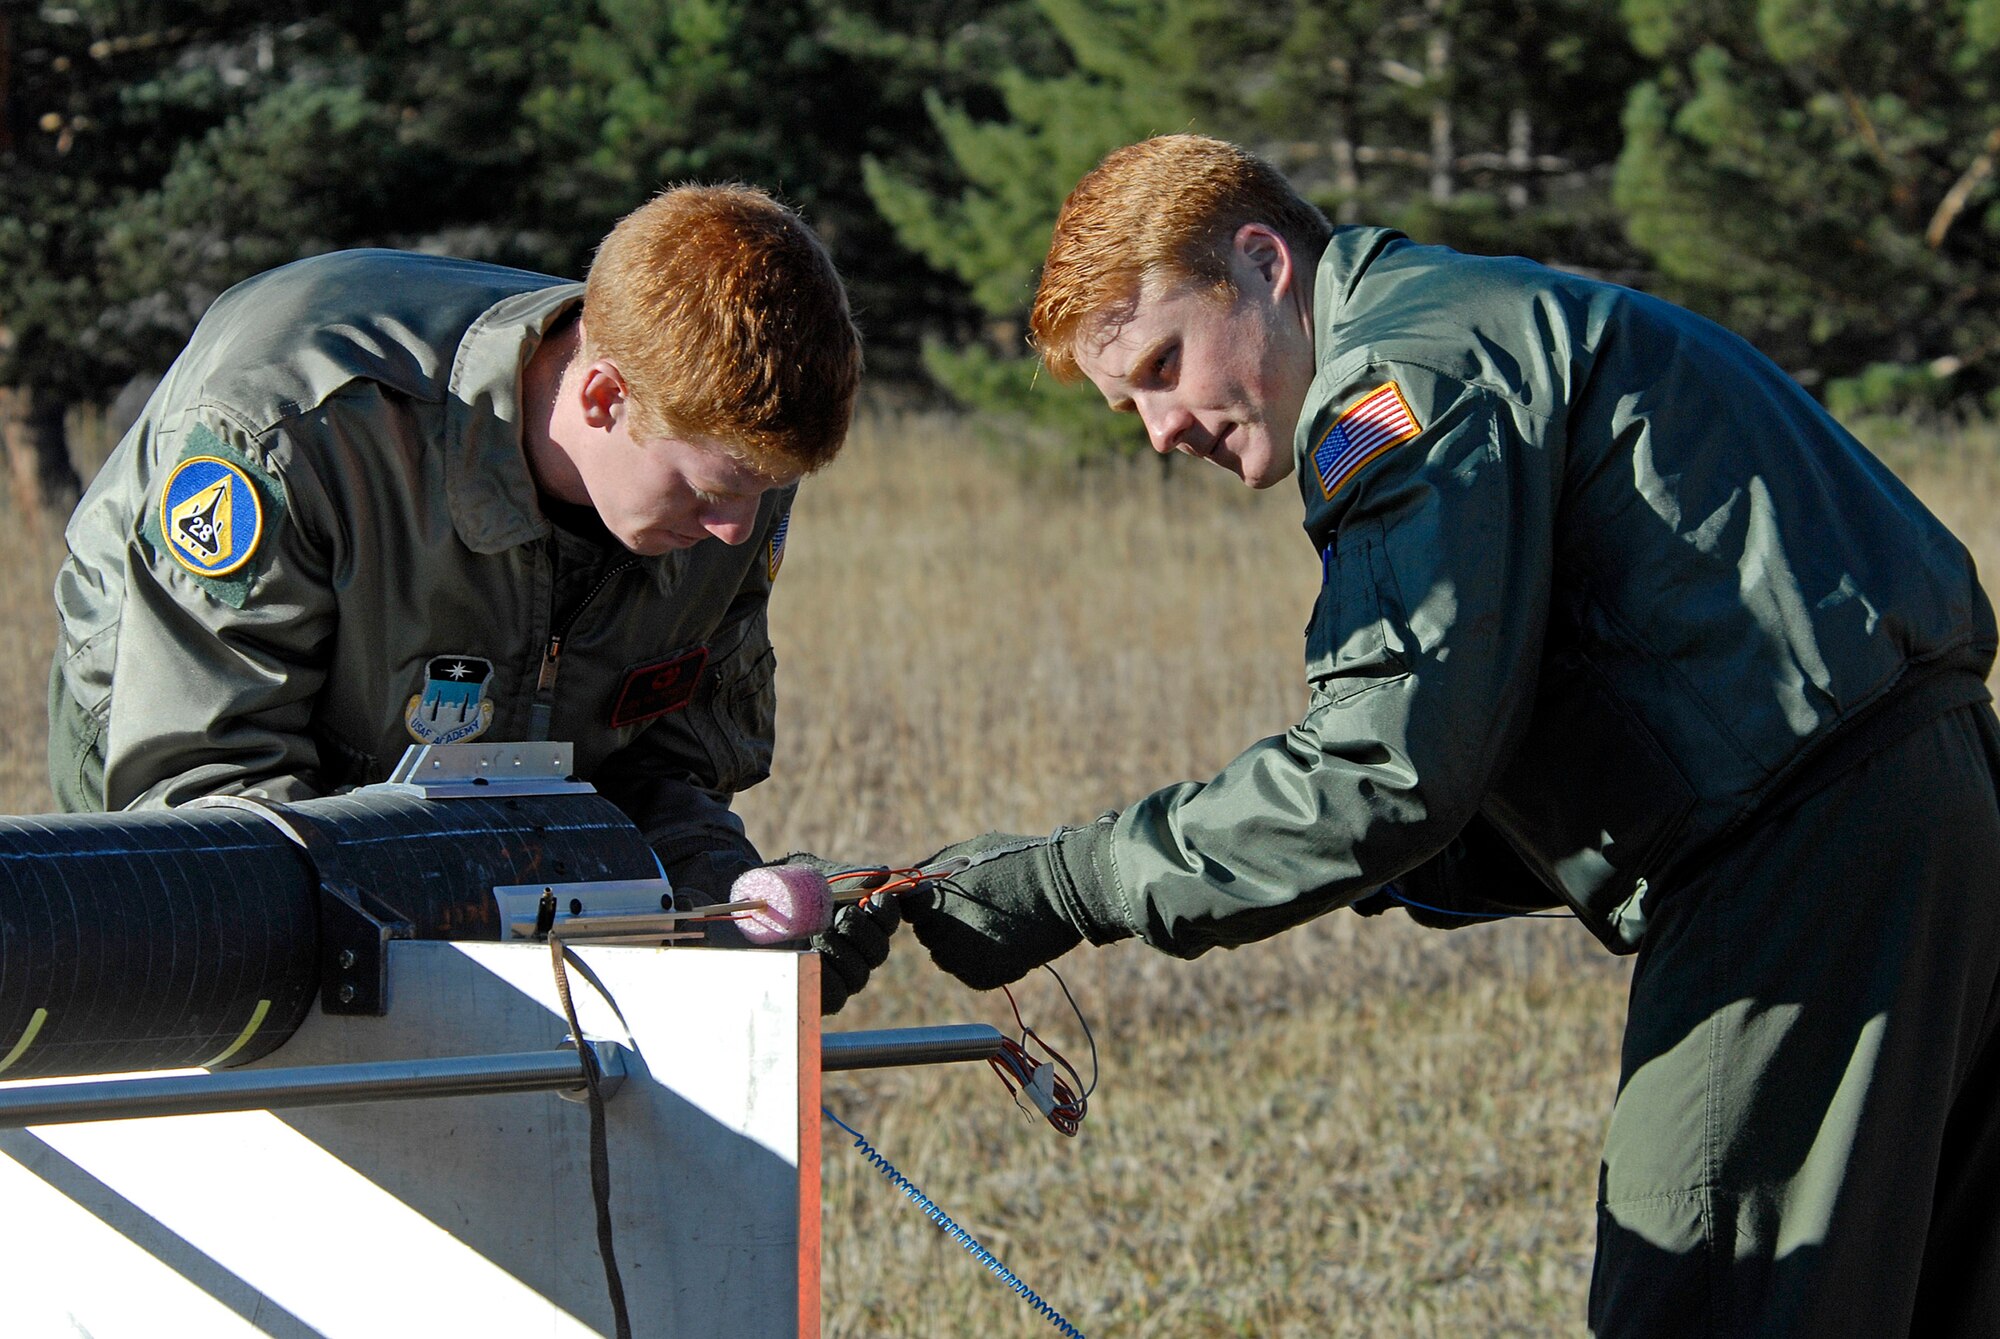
(3, 0, 1998, 502)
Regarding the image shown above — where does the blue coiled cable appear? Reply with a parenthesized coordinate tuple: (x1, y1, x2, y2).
(823, 1107, 1086, 1338)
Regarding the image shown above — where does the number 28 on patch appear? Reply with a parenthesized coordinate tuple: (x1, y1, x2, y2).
(162, 455, 264, 577)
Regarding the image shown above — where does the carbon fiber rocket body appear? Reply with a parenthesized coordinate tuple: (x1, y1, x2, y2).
(0, 786, 659, 1080)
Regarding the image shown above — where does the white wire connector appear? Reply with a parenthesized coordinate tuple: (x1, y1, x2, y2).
(989, 969, 1095, 1137)
(1019, 1061, 1059, 1119)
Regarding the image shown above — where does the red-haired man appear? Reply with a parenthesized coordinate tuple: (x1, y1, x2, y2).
(50, 184, 896, 1012)
(904, 135, 2000, 1334)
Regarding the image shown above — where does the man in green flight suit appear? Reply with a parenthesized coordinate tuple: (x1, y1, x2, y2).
(901, 135, 2000, 1335)
(49, 183, 899, 1011)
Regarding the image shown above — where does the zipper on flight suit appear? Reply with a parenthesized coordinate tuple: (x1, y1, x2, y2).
(529, 557, 641, 740)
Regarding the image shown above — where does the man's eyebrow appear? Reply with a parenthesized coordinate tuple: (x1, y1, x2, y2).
(1112, 334, 1182, 413)
(1110, 335, 1172, 385)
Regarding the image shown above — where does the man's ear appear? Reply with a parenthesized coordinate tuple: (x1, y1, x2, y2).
(577, 360, 628, 430)
(1232, 223, 1294, 299)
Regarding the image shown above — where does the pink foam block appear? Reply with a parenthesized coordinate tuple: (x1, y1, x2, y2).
(729, 864, 834, 945)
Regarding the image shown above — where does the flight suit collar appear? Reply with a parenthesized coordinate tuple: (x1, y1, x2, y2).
(1297, 226, 1411, 542)
(444, 281, 584, 555)
(442, 283, 695, 596)
(1308, 224, 1407, 365)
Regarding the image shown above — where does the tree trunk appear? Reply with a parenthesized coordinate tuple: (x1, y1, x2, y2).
(0, 385, 84, 521)
(1426, 1, 1454, 205)
(1507, 108, 1532, 211)
(0, 7, 14, 155)
(1330, 126, 1362, 224)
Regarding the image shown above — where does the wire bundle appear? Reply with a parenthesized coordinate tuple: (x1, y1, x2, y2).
(988, 974, 1095, 1137)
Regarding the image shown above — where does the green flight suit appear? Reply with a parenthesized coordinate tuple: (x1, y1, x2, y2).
(49, 249, 795, 894)
(1060, 229, 2000, 1334)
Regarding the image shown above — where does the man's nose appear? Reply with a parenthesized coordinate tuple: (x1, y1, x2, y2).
(701, 496, 762, 546)
(1138, 399, 1192, 455)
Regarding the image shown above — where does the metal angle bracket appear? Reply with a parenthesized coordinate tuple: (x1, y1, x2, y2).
(384, 741, 598, 799)
(493, 878, 680, 940)
(316, 876, 414, 1015)
(556, 1038, 629, 1104)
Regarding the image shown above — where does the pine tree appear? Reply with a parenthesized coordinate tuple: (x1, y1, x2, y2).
(99, 0, 583, 353)
(862, 0, 1258, 460)
(1351, 0, 1646, 275)
(1, 2, 211, 511)
(0, 1, 418, 511)
(1615, 0, 2000, 413)
(522, 0, 999, 376)
(866, 0, 1646, 462)
(0, 0, 1055, 510)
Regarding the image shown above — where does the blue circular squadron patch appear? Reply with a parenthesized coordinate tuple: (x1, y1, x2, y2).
(161, 455, 264, 577)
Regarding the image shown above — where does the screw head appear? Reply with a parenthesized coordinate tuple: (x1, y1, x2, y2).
(337, 949, 357, 970)
(337, 983, 357, 1004)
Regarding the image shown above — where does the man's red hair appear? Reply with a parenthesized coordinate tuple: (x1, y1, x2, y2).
(584, 185, 861, 475)
(1030, 136, 1331, 382)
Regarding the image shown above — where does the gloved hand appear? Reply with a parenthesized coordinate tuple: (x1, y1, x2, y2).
(658, 844, 762, 911)
(780, 854, 902, 1016)
(653, 843, 764, 949)
(902, 820, 1129, 991)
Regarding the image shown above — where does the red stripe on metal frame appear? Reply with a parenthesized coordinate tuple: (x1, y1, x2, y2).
(798, 954, 822, 1338)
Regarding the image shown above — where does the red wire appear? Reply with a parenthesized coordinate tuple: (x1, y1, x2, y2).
(991, 984, 1087, 1137)
(826, 866, 937, 901)
(820, 866, 1095, 1137)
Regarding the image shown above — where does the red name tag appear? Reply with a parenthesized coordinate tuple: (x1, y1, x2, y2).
(609, 647, 709, 728)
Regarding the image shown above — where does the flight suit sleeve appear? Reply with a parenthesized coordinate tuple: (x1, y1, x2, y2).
(588, 491, 792, 903)
(1085, 368, 1564, 957)
(100, 415, 340, 809)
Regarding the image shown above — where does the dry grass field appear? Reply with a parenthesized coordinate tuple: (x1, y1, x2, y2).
(3, 407, 1996, 1336)
(759, 410, 2000, 1338)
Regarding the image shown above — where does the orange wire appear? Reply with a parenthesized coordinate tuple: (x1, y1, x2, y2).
(826, 865, 941, 900)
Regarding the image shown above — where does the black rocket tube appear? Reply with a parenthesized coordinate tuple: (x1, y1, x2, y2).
(0, 787, 660, 1081)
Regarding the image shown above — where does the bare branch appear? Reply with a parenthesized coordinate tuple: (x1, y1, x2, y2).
(1926, 123, 2000, 250)
(1839, 86, 1897, 176)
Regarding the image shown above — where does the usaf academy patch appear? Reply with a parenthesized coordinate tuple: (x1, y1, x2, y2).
(1311, 382, 1422, 500)
(161, 455, 264, 577)
(767, 509, 790, 582)
(405, 655, 496, 745)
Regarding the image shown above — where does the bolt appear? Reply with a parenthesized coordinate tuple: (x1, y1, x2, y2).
(337, 983, 356, 1004)
(337, 948, 357, 970)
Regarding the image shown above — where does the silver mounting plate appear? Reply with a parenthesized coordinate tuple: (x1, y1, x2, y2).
(385, 742, 596, 798)
(494, 878, 680, 938)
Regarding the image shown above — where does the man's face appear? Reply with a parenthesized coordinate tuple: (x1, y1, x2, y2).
(576, 415, 794, 556)
(1071, 227, 1314, 489)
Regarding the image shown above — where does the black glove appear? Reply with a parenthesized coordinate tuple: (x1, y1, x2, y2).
(662, 846, 763, 909)
(652, 843, 763, 948)
(902, 820, 1128, 991)
(781, 854, 902, 1015)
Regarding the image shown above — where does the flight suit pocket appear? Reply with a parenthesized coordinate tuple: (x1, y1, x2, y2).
(1483, 650, 1698, 927)
(1305, 525, 1408, 699)
(688, 619, 777, 793)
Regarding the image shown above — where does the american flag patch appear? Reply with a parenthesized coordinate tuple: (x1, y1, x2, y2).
(1311, 382, 1422, 499)
(767, 508, 790, 582)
